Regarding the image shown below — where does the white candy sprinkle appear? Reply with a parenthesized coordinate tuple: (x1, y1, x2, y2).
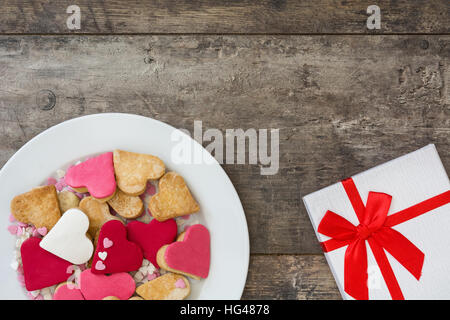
(30, 290, 40, 298)
(10, 260, 19, 270)
(43, 293, 52, 300)
(147, 263, 156, 274)
(134, 272, 144, 282)
(56, 169, 66, 179)
(138, 266, 148, 275)
(142, 259, 149, 266)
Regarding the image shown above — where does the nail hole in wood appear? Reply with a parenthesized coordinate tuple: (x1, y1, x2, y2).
(36, 90, 56, 111)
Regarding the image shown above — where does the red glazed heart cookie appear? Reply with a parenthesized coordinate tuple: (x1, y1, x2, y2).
(92, 220, 143, 274)
(157, 224, 210, 280)
(127, 219, 177, 268)
(65, 152, 116, 201)
(79, 269, 135, 300)
(21, 237, 73, 291)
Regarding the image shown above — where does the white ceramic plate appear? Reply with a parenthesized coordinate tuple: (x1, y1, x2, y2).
(0, 113, 249, 300)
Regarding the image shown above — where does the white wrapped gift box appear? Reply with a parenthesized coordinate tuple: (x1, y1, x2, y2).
(303, 144, 450, 300)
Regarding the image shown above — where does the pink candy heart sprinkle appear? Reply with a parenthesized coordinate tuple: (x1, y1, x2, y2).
(147, 273, 157, 281)
(95, 260, 106, 271)
(7, 225, 18, 235)
(103, 237, 113, 248)
(8, 214, 16, 223)
(175, 279, 186, 289)
(37, 227, 47, 236)
(47, 177, 57, 186)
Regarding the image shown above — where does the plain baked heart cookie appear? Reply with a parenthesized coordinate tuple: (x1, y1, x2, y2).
(79, 196, 122, 238)
(149, 172, 200, 221)
(65, 152, 116, 202)
(21, 237, 73, 291)
(79, 269, 135, 300)
(136, 273, 190, 300)
(127, 219, 177, 268)
(157, 224, 210, 280)
(40, 208, 94, 264)
(92, 220, 143, 274)
(57, 191, 80, 213)
(107, 189, 144, 219)
(113, 149, 165, 196)
(11, 185, 61, 231)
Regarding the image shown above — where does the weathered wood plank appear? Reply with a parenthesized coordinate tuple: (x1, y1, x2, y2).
(0, 0, 449, 34)
(242, 254, 340, 299)
(0, 35, 448, 254)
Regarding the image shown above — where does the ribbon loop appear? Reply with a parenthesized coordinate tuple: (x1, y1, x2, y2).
(318, 178, 449, 300)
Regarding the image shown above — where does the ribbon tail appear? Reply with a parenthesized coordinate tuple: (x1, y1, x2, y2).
(367, 238, 404, 300)
(344, 239, 368, 300)
(372, 227, 424, 280)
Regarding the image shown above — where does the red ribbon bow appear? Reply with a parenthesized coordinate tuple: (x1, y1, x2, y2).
(318, 178, 450, 300)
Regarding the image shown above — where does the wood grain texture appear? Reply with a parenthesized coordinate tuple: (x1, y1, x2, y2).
(242, 255, 340, 299)
(0, 0, 449, 34)
(0, 35, 448, 255)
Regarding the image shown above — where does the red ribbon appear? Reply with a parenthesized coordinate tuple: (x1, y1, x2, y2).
(318, 178, 450, 300)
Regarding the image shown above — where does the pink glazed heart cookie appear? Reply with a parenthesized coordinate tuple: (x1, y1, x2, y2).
(79, 269, 135, 300)
(65, 152, 116, 201)
(53, 282, 85, 300)
(21, 237, 73, 291)
(157, 224, 210, 280)
(127, 219, 177, 268)
(92, 220, 143, 274)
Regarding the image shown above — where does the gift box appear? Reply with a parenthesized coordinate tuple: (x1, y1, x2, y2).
(303, 144, 450, 300)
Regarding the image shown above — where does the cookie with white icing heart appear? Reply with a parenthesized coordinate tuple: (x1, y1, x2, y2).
(136, 273, 190, 300)
(92, 220, 143, 274)
(156, 224, 210, 280)
(11, 185, 61, 231)
(40, 208, 94, 264)
(149, 172, 200, 221)
(113, 150, 165, 196)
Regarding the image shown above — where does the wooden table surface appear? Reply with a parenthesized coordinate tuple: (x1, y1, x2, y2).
(0, 1, 448, 299)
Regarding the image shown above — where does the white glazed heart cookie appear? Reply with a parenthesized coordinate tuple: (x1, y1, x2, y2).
(39, 208, 94, 264)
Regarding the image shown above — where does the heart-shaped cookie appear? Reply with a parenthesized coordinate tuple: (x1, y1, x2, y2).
(157, 224, 210, 279)
(107, 189, 144, 219)
(113, 150, 165, 196)
(79, 196, 122, 238)
(149, 172, 200, 221)
(53, 282, 85, 300)
(40, 208, 94, 264)
(11, 185, 61, 231)
(57, 191, 80, 213)
(21, 237, 73, 291)
(92, 220, 143, 274)
(156, 224, 211, 280)
(136, 273, 190, 300)
(65, 152, 116, 201)
(79, 269, 135, 300)
(127, 219, 177, 268)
